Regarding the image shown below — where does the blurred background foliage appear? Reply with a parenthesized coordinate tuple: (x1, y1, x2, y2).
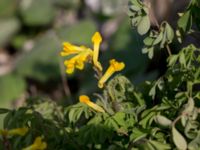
(0, 0, 189, 127)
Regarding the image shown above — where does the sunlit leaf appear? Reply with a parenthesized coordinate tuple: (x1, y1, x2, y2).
(137, 16, 150, 35)
(154, 115, 172, 128)
(172, 126, 187, 150)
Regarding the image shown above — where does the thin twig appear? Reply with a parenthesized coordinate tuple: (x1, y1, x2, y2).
(166, 44, 172, 56)
(3, 136, 11, 150)
(145, 2, 172, 56)
(93, 66, 103, 80)
(59, 58, 72, 103)
(172, 112, 188, 126)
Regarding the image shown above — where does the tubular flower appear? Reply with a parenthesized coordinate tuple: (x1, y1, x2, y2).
(60, 42, 88, 56)
(79, 95, 105, 113)
(0, 127, 28, 137)
(22, 136, 47, 150)
(60, 32, 103, 74)
(98, 59, 125, 88)
(92, 32, 103, 71)
(63, 49, 93, 74)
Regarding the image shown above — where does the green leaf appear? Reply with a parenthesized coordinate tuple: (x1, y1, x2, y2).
(178, 10, 192, 32)
(154, 115, 172, 128)
(15, 32, 60, 82)
(129, 5, 141, 12)
(129, 0, 143, 8)
(0, 74, 26, 103)
(19, 0, 55, 26)
(179, 52, 186, 67)
(66, 103, 87, 124)
(188, 131, 200, 150)
(106, 75, 135, 103)
(137, 15, 150, 35)
(112, 112, 126, 127)
(160, 30, 167, 48)
(172, 126, 187, 150)
(130, 128, 148, 142)
(142, 47, 154, 59)
(56, 20, 97, 45)
(149, 140, 171, 150)
(167, 55, 178, 66)
(142, 47, 149, 54)
(131, 16, 142, 26)
(176, 29, 183, 43)
(153, 32, 163, 45)
(138, 141, 155, 150)
(183, 98, 195, 113)
(184, 120, 199, 139)
(139, 111, 156, 128)
(0, 18, 20, 47)
(143, 37, 154, 46)
(149, 84, 156, 99)
(104, 117, 119, 130)
(148, 47, 154, 59)
(0, 108, 10, 114)
(0, 0, 17, 17)
(88, 114, 103, 125)
(165, 23, 174, 43)
(181, 116, 187, 127)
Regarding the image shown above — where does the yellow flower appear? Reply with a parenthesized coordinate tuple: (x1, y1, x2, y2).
(0, 127, 28, 137)
(8, 127, 28, 136)
(60, 41, 93, 74)
(79, 95, 105, 113)
(60, 42, 88, 56)
(92, 32, 103, 71)
(60, 32, 104, 74)
(64, 49, 93, 74)
(98, 59, 125, 88)
(22, 136, 47, 150)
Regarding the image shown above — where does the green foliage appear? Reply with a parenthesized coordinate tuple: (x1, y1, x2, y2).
(177, 0, 200, 40)
(142, 22, 174, 59)
(128, 0, 150, 35)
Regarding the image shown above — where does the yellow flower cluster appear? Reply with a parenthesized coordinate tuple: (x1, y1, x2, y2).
(61, 31, 125, 113)
(23, 136, 47, 150)
(61, 31, 125, 88)
(0, 127, 28, 137)
(60, 32, 102, 74)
